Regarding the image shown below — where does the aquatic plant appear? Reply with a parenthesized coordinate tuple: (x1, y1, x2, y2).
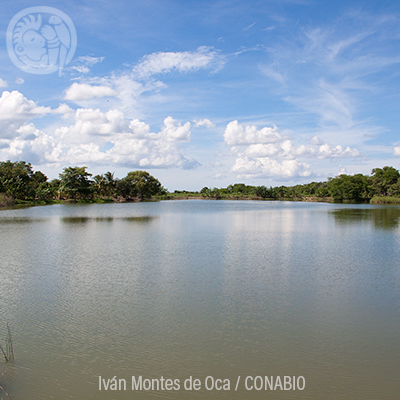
(0, 324, 13, 399)
(0, 324, 14, 363)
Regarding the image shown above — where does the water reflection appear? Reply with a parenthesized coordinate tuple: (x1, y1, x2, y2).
(0, 215, 156, 224)
(60, 216, 155, 224)
(330, 207, 400, 229)
(0, 217, 44, 224)
(0, 201, 399, 399)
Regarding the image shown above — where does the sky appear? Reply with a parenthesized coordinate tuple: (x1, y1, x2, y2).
(0, 0, 399, 191)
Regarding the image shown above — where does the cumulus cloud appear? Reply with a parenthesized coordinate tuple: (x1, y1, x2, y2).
(224, 120, 361, 179)
(194, 118, 215, 128)
(55, 111, 192, 167)
(394, 145, 400, 156)
(65, 83, 118, 101)
(310, 135, 324, 145)
(159, 116, 191, 142)
(318, 143, 360, 158)
(0, 88, 198, 169)
(0, 79, 7, 88)
(0, 95, 197, 170)
(55, 108, 129, 144)
(224, 120, 282, 146)
(0, 91, 67, 139)
(0, 91, 50, 119)
(132, 46, 225, 79)
(0, 121, 66, 165)
(231, 156, 311, 179)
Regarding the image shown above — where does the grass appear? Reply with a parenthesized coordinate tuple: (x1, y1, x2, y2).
(0, 324, 14, 363)
(370, 196, 400, 204)
(0, 194, 13, 208)
(0, 324, 13, 400)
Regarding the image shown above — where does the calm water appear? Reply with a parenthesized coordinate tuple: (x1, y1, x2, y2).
(0, 200, 399, 399)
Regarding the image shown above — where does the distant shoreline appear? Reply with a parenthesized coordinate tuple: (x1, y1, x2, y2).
(2, 194, 400, 210)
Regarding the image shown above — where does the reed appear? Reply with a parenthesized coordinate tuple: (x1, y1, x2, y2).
(370, 196, 400, 204)
(0, 324, 13, 399)
(0, 324, 14, 363)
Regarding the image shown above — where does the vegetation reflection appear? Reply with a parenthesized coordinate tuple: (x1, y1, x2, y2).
(330, 207, 400, 230)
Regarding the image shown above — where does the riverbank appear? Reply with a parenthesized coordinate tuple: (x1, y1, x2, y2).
(370, 196, 400, 204)
(2, 193, 400, 209)
(0, 194, 13, 208)
(0, 197, 115, 209)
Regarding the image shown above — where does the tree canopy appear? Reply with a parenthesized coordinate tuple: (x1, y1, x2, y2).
(116, 170, 164, 200)
(59, 166, 93, 201)
(1, 160, 400, 204)
(0, 160, 165, 203)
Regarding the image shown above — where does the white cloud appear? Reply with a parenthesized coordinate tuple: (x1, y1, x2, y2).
(260, 65, 286, 85)
(394, 146, 400, 156)
(224, 120, 361, 179)
(0, 122, 66, 165)
(55, 108, 130, 143)
(211, 172, 227, 179)
(65, 83, 118, 101)
(206, 161, 224, 168)
(224, 120, 282, 146)
(258, 13, 399, 156)
(15, 78, 24, 85)
(0, 91, 50, 119)
(68, 57, 105, 76)
(0, 87, 196, 169)
(0, 79, 7, 88)
(310, 135, 324, 145)
(285, 79, 355, 129)
(243, 143, 280, 157)
(78, 56, 105, 66)
(159, 116, 191, 142)
(318, 143, 360, 158)
(1, 98, 197, 170)
(194, 118, 215, 128)
(100, 116, 193, 168)
(0, 91, 54, 139)
(231, 156, 311, 179)
(132, 46, 225, 79)
(61, 47, 223, 119)
(70, 66, 90, 74)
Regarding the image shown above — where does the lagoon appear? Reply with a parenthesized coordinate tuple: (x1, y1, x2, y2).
(0, 200, 399, 399)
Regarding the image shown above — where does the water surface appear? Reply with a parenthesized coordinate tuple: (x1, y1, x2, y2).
(0, 200, 399, 399)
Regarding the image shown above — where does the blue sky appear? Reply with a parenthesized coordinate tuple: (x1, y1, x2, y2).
(0, 0, 399, 190)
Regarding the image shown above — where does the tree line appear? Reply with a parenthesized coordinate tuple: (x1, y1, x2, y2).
(0, 161, 165, 203)
(197, 166, 400, 202)
(1, 160, 400, 204)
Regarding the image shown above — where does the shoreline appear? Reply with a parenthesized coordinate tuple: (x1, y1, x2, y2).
(2, 195, 400, 210)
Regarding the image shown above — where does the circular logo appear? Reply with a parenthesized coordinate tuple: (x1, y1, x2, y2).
(6, 6, 77, 76)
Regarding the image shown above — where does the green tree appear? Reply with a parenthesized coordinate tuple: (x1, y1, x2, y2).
(104, 171, 117, 198)
(314, 182, 330, 198)
(0, 160, 44, 200)
(92, 172, 117, 198)
(327, 174, 370, 201)
(93, 174, 106, 197)
(255, 185, 272, 199)
(35, 181, 56, 201)
(389, 178, 400, 197)
(369, 166, 400, 196)
(59, 166, 93, 201)
(274, 185, 289, 199)
(116, 171, 163, 200)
